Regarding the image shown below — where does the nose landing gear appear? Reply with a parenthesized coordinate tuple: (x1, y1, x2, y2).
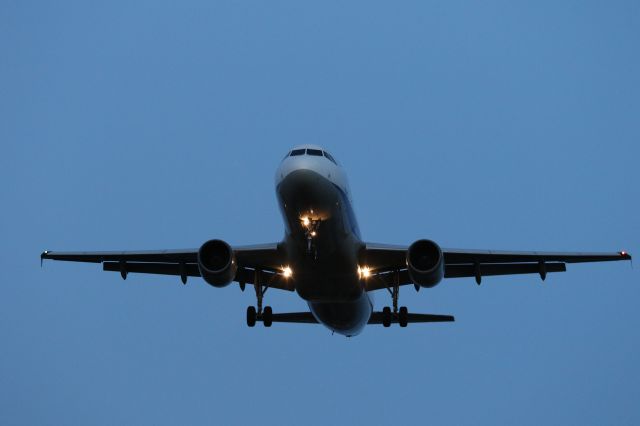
(301, 216, 321, 260)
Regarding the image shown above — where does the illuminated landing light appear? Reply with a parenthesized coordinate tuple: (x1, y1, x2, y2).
(358, 266, 371, 279)
(282, 266, 293, 278)
(301, 217, 310, 227)
(311, 231, 317, 237)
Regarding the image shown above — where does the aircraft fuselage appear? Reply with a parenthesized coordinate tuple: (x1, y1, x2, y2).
(275, 146, 371, 336)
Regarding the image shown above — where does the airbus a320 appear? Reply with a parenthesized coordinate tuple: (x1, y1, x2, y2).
(42, 145, 631, 336)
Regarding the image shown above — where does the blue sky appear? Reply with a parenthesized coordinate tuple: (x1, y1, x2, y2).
(2, 1, 638, 425)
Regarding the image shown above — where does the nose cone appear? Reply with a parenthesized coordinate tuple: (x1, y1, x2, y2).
(276, 145, 332, 185)
(277, 155, 321, 181)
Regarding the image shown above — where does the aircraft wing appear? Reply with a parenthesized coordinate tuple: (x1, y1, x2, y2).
(41, 243, 294, 291)
(362, 243, 631, 291)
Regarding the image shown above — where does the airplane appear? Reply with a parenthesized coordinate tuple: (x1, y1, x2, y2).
(41, 144, 632, 337)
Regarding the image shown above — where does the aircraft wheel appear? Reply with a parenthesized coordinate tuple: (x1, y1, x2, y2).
(263, 306, 273, 327)
(399, 306, 408, 327)
(382, 306, 391, 327)
(246, 306, 256, 327)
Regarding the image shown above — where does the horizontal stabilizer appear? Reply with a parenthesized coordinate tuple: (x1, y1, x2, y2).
(254, 311, 455, 325)
(257, 312, 319, 324)
(368, 312, 455, 324)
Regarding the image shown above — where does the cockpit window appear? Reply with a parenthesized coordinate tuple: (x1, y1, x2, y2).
(288, 148, 337, 164)
(323, 151, 337, 164)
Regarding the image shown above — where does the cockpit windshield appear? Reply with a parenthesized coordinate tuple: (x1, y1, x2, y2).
(287, 148, 338, 165)
(323, 151, 337, 164)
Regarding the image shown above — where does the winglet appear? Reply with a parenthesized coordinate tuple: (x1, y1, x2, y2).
(620, 251, 632, 269)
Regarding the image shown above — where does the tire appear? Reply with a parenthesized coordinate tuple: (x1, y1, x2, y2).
(399, 306, 408, 327)
(382, 306, 391, 328)
(263, 306, 273, 327)
(246, 306, 256, 327)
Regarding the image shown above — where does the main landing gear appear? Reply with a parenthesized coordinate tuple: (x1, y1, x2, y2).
(246, 269, 273, 328)
(246, 306, 272, 327)
(382, 270, 409, 327)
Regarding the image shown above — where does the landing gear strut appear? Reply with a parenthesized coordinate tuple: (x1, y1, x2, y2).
(382, 269, 409, 327)
(246, 269, 273, 328)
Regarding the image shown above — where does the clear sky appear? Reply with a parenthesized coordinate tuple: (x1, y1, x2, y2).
(2, 1, 638, 425)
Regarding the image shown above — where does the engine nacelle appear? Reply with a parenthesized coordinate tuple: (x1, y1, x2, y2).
(406, 239, 444, 288)
(198, 239, 237, 287)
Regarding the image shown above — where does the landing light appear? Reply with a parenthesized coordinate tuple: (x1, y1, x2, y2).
(301, 217, 310, 227)
(358, 266, 371, 279)
(282, 266, 293, 278)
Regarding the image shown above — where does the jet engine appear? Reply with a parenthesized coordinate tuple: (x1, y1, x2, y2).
(406, 239, 444, 288)
(198, 239, 237, 287)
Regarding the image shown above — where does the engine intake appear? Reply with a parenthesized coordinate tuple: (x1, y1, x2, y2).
(406, 239, 444, 288)
(198, 239, 237, 287)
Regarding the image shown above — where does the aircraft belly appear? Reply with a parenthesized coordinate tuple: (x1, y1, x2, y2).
(294, 271, 362, 301)
(308, 293, 372, 336)
(277, 168, 370, 334)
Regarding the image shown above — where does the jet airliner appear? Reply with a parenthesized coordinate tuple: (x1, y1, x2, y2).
(42, 145, 632, 336)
